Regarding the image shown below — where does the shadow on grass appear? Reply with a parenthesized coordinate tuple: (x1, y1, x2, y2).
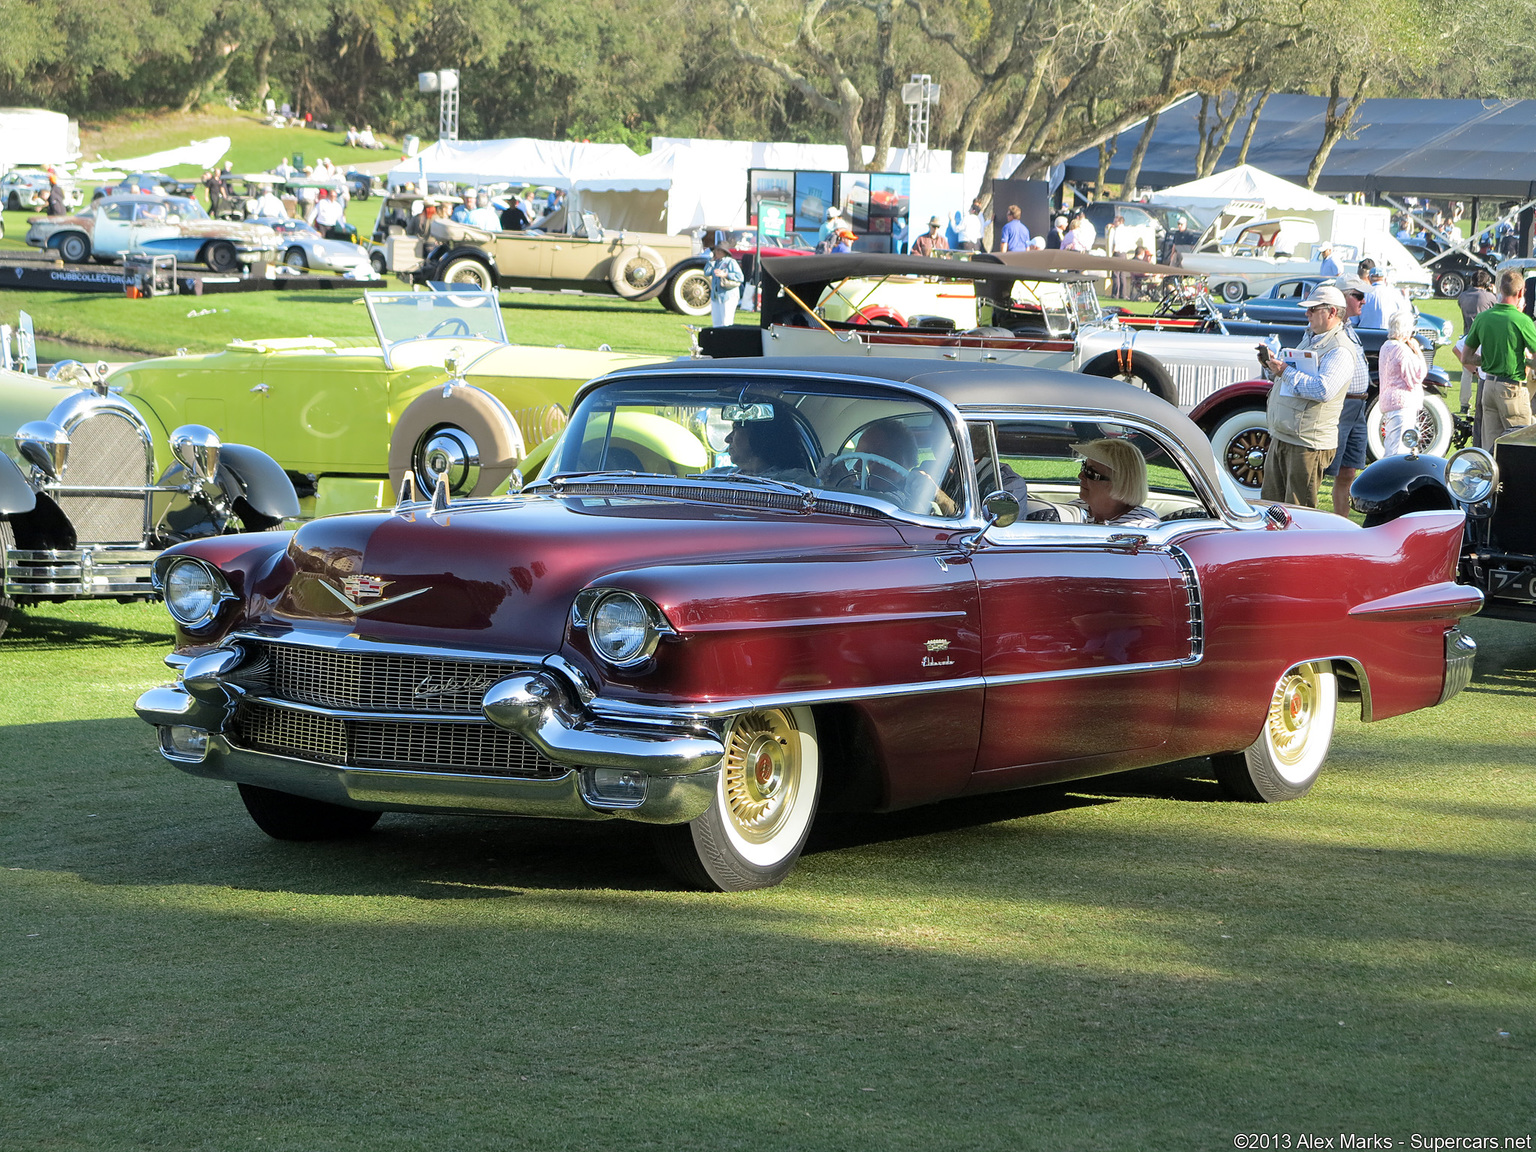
(3, 605, 172, 649)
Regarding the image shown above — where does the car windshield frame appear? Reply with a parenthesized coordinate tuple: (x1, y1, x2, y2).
(362, 289, 508, 367)
(534, 374, 972, 523)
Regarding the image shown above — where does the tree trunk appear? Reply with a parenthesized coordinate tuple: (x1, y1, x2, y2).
(1095, 136, 1117, 199)
(1193, 93, 1212, 177)
(1121, 112, 1160, 195)
(252, 39, 274, 108)
(1305, 71, 1369, 190)
(1235, 88, 1271, 166)
(1200, 90, 1247, 177)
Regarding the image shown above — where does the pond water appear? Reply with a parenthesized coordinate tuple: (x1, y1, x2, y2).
(32, 335, 149, 368)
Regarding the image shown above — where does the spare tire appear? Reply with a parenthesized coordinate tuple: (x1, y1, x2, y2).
(1079, 351, 1177, 404)
(388, 384, 525, 500)
(610, 245, 666, 297)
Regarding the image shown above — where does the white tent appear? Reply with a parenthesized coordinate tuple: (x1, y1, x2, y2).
(95, 136, 231, 173)
(387, 137, 653, 190)
(0, 108, 79, 168)
(1147, 164, 1338, 220)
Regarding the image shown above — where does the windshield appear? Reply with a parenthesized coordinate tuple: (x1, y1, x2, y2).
(363, 289, 507, 361)
(542, 377, 966, 519)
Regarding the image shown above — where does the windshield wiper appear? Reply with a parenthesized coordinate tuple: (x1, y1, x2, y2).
(689, 470, 817, 500)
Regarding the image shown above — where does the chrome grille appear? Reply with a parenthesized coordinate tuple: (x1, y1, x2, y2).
(232, 702, 563, 778)
(245, 641, 526, 715)
(55, 411, 150, 544)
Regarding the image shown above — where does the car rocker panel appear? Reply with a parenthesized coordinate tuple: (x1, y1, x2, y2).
(136, 360, 1481, 890)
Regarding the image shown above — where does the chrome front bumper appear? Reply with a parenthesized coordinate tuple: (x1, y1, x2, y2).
(4, 547, 158, 598)
(1439, 627, 1477, 705)
(135, 658, 726, 825)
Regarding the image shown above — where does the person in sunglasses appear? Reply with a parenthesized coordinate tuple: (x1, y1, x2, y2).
(1064, 439, 1161, 527)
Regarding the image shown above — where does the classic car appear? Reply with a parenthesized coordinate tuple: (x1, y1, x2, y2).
(409, 210, 712, 316)
(1216, 275, 1454, 349)
(1350, 429, 1536, 625)
(25, 194, 279, 271)
(2, 170, 82, 212)
(108, 289, 667, 519)
(1181, 217, 1432, 302)
(253, 217, 378, 277)
(0, 357, 298, 638)
(106, 172, 200, 197)
(1402, 238, 1492, 298)
(704, 252, 1304, 410)
(134, 358, 1479, 890)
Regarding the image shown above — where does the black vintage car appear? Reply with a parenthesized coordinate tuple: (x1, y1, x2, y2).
(1352, 430, 1535, 624)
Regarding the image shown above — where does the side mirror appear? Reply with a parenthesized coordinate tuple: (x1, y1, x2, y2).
(170, 425, 222, 481)
(982, 489, 1020, 529)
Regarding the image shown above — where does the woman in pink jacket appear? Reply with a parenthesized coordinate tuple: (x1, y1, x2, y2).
(1378, 311, 1427, 455)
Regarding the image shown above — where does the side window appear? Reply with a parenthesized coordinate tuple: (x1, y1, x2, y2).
(101, 203, 132, 222)
(982, 418, 1214, 527)
(1275, 281, 1303, 299)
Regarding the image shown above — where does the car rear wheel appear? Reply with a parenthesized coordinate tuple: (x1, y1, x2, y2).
(1213, 662, 1336, 802)
(1365, 393, 1453, 460)
(1220, 280, 1246, 303)
(205, 241, 239, 273)
(237, 783, 382, 840)
(284, 247, 308, 270)
(438, 256, 495, 290)
(1436, 271, 1466, 298)
(1208, 406, 1270, 496)
(653, 706, 821, 891)
(57, 232, 91, 263)
(7, 192, 22, 211)
(663, 267, 712, 315)
(610, 245, 666, 298)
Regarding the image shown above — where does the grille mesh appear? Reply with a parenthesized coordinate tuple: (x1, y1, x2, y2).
(233, 702, 562, 778)
(56, 411, 149, 544)
(247, 641, 525, 715)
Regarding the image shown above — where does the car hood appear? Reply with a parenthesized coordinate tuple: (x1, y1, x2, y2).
(271, 492, 907, 652)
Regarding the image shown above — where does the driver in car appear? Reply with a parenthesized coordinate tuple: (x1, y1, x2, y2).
(1064, 439, 1161, 527)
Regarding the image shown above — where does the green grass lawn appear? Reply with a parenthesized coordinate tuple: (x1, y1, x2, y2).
(1, 598, 1532, 1149)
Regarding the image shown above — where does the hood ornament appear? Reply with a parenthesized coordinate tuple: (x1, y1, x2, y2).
(319, 575, 430, 616)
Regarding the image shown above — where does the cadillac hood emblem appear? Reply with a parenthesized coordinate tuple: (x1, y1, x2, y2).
(319, 574, 431, 616)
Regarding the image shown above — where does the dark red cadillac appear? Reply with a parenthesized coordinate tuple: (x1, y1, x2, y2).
(136, 359, 1481, 890)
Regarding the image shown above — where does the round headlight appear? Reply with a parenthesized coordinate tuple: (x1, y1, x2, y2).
(590, 592, 655, 666)
(1445, 447, 1498, 505)
(163, 558, 226, 629)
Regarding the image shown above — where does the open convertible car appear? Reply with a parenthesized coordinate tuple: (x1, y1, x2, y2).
(136, 358, 1480, 889)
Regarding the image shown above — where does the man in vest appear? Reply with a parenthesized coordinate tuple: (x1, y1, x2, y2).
(1256, 285, 1359, 508)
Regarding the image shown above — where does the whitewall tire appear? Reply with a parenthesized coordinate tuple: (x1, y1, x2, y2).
(1214, 662, 1337, 802)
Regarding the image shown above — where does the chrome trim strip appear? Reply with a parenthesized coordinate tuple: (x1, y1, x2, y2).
(242, 693, 495, 725)
(1169, 545, 1205, 661)
(227, 629, 548, 667)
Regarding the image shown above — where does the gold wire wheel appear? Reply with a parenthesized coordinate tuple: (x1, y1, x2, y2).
(722, 709, 802, 845)
(1265, 665, 1321, 768)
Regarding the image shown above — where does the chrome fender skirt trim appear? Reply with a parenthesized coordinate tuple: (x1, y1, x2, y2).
(483, 672, 725, 777)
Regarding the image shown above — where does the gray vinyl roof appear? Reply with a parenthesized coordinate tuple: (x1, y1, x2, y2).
(584, 356, 1221, 479)
(1064, 95, 1536, 197)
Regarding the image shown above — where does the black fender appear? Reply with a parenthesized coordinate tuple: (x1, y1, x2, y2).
(6, 491, 75, 550)
(1350, 453, 1457, 527)
(219, 444, 302, 523)
(0, 454, 37, 516)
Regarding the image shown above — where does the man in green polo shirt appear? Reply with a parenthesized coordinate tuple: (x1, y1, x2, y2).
(1460, 267, 1536, 449)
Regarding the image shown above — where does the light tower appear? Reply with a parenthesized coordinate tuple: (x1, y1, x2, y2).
(417, 69, 461, 141)
(902, 74, 940, 173)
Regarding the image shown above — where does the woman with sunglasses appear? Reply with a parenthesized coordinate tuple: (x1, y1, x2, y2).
(1065, 439, 1161, 528)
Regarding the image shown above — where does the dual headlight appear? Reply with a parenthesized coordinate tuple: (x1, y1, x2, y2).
(573, 589, 673, 668)
(161, 557, 233, 630)
(1444, 447, 1498, 506)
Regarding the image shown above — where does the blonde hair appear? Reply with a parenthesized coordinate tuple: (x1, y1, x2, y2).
(1081, 438, 1149, 506)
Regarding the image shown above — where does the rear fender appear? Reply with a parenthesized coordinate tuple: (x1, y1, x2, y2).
(1188, 378, 1272, 429)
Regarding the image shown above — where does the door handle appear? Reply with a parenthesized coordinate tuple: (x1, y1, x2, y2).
(1106, 533, 1149, 554)
(250, 383, 269, 394)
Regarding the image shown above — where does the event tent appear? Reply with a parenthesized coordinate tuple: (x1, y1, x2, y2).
(1062, 95, 1536, 198)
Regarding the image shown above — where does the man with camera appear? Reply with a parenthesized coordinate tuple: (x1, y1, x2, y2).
(1256, 285, 1365, 509)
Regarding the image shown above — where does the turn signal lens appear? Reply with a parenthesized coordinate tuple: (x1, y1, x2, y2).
(590, 592, 654, 666)
(1445, 448, 1497, 505)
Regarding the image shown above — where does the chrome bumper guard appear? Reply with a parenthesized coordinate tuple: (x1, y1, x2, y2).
(134, 659, 725, 826)
(1439, 627, 1477, 706)
(4, 547, 158, 598)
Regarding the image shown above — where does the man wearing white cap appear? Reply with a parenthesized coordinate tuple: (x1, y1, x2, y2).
(1256, 285, 1363, 509)
(1317, 242, 1341, 278)
(817, 206, 843, 248)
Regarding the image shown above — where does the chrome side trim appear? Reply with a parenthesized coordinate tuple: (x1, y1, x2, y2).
(1169, 545, 1205, 661)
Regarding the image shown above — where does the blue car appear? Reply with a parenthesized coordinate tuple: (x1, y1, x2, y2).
(1217, 275, 1453, 347)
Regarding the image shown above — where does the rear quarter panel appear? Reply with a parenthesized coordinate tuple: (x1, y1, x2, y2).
(1170, 509, 1474, 757)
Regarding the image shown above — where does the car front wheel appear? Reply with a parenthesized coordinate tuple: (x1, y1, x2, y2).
(284, 247, 308, 269)
(664, 267, 712, 315)
(237, 783, 382, 840)
(654, 706, 821, 891)
(1208, 406, 1270, 496)
(1436, 271, 1466, 298)
(57, 232, 91, 263)
(1213, 662, 1336, 802)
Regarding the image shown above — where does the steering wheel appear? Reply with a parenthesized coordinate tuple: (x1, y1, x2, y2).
(426, 317, 472, 337)
(820, 450, 916, 495)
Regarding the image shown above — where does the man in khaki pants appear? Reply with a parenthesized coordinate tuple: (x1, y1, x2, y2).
(1461, 267, 1536, 449)
(1256, 286, 1359, 508)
